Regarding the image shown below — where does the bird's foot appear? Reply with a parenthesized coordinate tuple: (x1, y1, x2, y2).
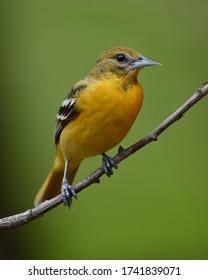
(61, 180, 77, 208)
(102, 153, 118, 177)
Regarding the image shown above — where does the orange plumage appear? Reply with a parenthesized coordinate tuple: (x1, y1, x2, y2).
(34, 46, 160, 206)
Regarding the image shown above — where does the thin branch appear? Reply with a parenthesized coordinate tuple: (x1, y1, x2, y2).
(0, 83, 207, 230)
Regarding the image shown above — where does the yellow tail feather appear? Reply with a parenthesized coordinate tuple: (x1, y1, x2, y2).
(34, 159, 81, 206)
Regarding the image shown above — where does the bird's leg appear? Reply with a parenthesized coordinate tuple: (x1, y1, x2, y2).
(102, 153, 118, 177)
(61, 159, 77, 207)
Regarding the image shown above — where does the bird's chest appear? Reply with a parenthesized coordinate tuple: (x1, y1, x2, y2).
(60, 80, 143, 158)
(78, 81, 143, 152)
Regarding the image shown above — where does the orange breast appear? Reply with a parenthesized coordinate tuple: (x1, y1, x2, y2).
(59, 77, 143, 159)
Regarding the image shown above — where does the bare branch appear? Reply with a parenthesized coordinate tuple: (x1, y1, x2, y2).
(0, 83, 207, 230)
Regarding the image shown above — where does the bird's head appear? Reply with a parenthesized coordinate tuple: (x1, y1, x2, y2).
(88, 46, 161, 81)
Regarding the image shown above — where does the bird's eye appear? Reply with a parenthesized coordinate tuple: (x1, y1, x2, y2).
(115, 54, 126, 63)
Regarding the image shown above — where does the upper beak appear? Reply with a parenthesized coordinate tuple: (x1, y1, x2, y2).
(131, 55, 161, 69)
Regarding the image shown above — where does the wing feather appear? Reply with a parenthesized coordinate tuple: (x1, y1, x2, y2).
(54, 82, 87, 144)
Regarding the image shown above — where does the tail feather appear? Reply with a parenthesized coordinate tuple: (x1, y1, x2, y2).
(34, 159, 81, 206)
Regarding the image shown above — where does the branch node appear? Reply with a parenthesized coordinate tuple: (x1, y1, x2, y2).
(150, 134, 158, 141)
(118, 145, 125, 153)
(93, 177, 100, 184)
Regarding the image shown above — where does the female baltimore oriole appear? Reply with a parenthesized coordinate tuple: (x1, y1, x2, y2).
(34, 46, 160, 207)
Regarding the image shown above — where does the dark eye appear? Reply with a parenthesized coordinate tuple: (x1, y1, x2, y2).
(115, 54, 126, 62)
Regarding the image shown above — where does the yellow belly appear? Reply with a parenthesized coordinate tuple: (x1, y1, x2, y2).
(59, 78, 143, 159)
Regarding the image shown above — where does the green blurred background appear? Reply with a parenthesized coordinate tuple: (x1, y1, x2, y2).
(0, 0, 207, 260)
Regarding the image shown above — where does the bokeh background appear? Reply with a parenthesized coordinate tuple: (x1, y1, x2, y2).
(0, 0, 207, 260)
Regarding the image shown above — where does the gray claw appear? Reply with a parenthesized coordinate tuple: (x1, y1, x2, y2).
(61, 180, 77, 208)
(102, 153, 118, 177)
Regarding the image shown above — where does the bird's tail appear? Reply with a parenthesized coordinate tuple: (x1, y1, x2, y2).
(34, 158, 82, 206)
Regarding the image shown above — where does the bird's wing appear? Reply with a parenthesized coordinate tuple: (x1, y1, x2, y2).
(54, 81, 88, 144)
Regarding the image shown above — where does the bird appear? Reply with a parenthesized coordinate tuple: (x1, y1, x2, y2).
(34, 46, 160, 207)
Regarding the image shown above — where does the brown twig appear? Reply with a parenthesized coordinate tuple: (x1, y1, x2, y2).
(0, 83, 207, 230)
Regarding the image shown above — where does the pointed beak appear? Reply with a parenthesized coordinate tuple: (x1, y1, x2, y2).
(131, 55, 161, 69)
